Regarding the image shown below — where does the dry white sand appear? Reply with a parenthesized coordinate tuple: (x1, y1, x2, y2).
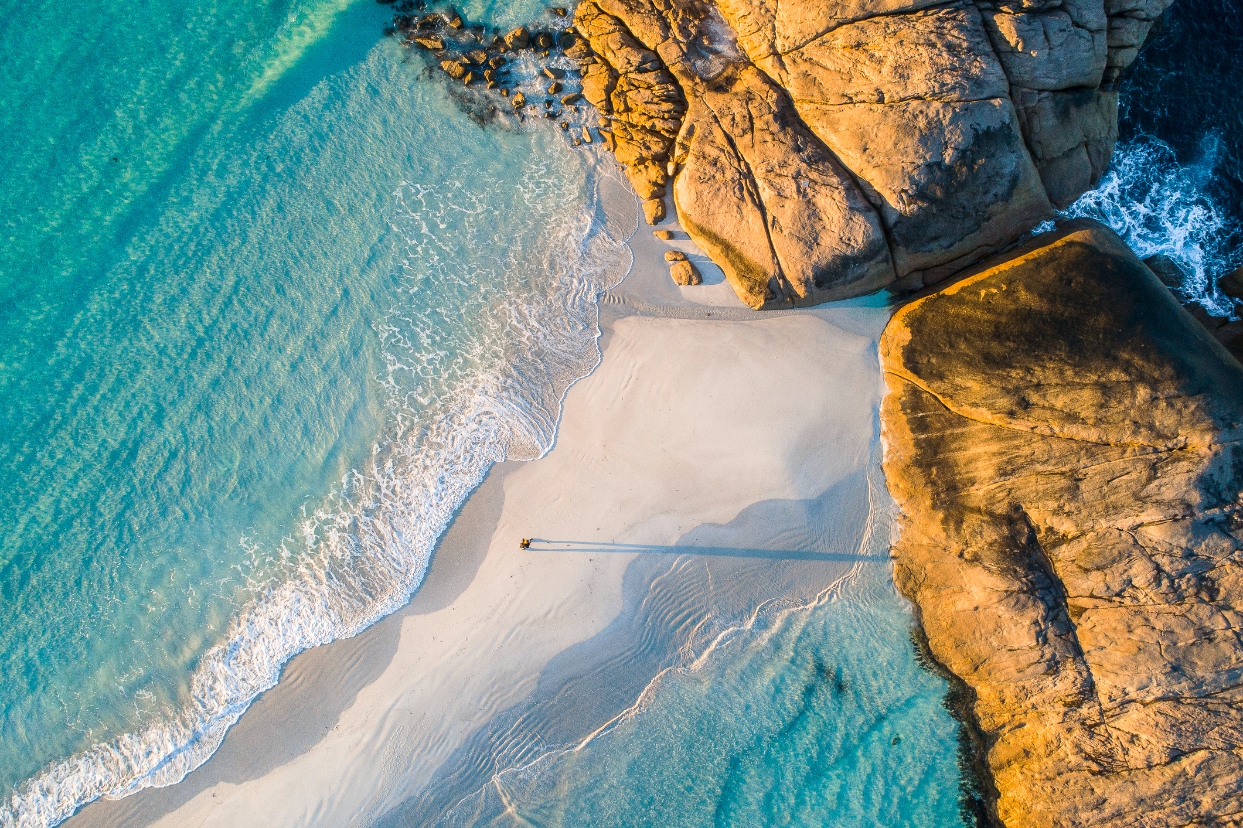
(69, 191, 892, 828)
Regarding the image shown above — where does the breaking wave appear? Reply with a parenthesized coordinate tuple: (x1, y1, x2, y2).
(1063, 135, 1240, 318)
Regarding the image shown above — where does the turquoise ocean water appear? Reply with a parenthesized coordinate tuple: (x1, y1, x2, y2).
(1, 1, 972, 825)
(1, 0, 631, 822)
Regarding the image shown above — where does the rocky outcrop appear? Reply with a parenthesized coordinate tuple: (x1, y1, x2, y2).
(576, 0, 896, 308)
(881, 220, 1243, 827)
(569, 0, 1173, 306)
(716, 1, 1054, 279)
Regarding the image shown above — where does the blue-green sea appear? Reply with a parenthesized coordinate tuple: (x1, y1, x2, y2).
(1, 0, 634, 822)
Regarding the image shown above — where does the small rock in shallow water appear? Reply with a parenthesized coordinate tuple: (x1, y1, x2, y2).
(448, 14, 463, 28)
(551, 6, 567, 15)
(534, 32, 553, 49)
(488, 56, 505, 69)
(503, 27, 529, 49)
(560, 121, 569, 130)
(653, 229, 674, 240)
(468, 49, 488, 63)
(440, 60, 466, 80)
(670, 260, 702, 286)
(512, 92, 526, 107)
(560, 92, 581, 105)
(413, 36, 444, 50)
(580, 127, 592, 143)
(664, 250, 687, 262)
(643, 198, 666, 225)
(547, 82, 561, 94)
(500, 88, 509, 97)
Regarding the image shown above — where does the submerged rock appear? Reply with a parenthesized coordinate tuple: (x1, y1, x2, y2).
(882, 220, 1243, 828)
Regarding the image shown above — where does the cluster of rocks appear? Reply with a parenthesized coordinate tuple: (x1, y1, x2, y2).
(663, 249, 702, 285)
(882, 220, 1243, 827)
(382, 1, 599, 140)
(560, 0, 1174, 309)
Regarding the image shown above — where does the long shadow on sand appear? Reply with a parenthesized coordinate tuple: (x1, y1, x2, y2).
(524, 539, 885, 561)
(372, 466, 884, 827)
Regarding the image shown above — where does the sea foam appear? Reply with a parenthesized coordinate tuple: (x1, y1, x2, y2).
(1063, 135, 1240, 318)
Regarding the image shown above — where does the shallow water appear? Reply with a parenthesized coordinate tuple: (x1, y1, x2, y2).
(1, 0, 628, 823)
(373, 460, 973, 828)
(437, 563, 970, 828)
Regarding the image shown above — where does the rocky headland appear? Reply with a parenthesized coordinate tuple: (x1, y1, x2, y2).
(883, 220, 1243, 826)
(395, 0, 1243, 823)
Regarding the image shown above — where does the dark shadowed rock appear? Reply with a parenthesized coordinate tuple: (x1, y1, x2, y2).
(1221, 265, 1243, 303)
(1144, 253, 1187, 288)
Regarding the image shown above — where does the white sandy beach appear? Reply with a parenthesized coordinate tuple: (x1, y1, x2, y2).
(69, 192, 892, 828)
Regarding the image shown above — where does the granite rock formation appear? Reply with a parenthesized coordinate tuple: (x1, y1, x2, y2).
(570, 0, 1173, 307)
(881, 220, 1243, 827)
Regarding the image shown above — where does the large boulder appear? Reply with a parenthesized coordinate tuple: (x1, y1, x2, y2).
(979, 0, 1108, 90)
(1012, 86, 1119, 208)
(881, 220, 1243, 827)
(577, 0, 896, 308)
(572, 0, 1174, 305)
(672, 67, 896, 307)
(724, 3, 1055, 280)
